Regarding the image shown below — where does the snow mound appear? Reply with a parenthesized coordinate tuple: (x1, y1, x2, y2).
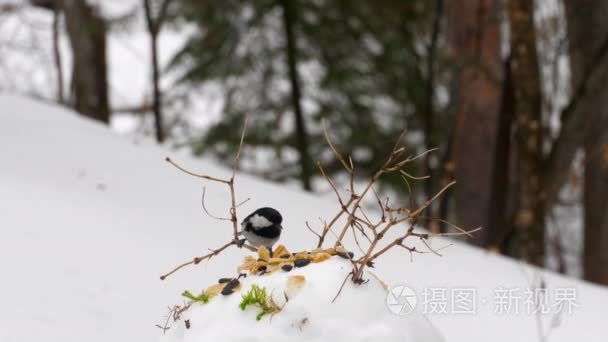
(161, 257, 442, 342)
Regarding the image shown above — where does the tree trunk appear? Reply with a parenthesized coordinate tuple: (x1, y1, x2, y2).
(143, 0, 165, 143)
(445, 0, 502, 244)
(52, 3, 64, 104)
(422, 0, 443, 232)
(280, 0, 312, 191)
(60, 0, 109, 123)
(507, 0, 545, 266)
(488, 58, 514, 249)
(564, 0, 608, 285)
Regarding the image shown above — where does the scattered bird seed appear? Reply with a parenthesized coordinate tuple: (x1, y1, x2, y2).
(336, 251, 355, 259)
(221, 278, 240, 295)
(294, 259, 311, 268)
(218, 278, 232, 284)
(185, 320, 191, 329)
(281, 264, 293, 272)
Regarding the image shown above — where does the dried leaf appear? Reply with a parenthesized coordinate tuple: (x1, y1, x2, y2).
(258, 246, 271, 261)
(273, 245, 290, 258)
(312, 252, 332, 263)
(238, 256, 257, 273)
(293, 252, 311, 260)
(269, 257, 292, 264)
(204, 283, 226, 297)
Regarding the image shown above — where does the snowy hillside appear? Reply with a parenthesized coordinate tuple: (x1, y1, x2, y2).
(0, 95, 606, 342)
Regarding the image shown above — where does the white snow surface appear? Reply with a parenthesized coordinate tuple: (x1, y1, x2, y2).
(160, 258, 442, 342)
(1, 95, 607, 342)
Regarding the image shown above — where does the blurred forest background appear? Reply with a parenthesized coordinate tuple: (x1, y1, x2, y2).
(2, 0, 608, 286)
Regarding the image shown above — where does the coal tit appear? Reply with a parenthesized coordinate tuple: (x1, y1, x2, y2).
(240, 207, 283, 249)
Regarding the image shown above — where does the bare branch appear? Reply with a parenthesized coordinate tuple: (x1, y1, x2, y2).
(322, 119, 352, 172)
(235, 197, 251, 208)
(201, 187, 231, 221)
(332, 271, 353, 303)
(305, 221, 322, 239)
(161, 115, 250, 280)
(397, 181, 456, 222)
(165, 157, 229, 184)
(232, 115, 248, 180)
(421, 238, 443, 257)
(160, 240, 236, 280)
(317, 124, 478, 285)
(417, 216, 480, 238)
(430, 226, 482, 237)
(317, 161, 346, 206)
(399, 169, 431, 180)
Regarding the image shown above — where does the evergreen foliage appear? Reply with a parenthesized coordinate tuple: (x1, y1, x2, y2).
(169, 0, 439, 189)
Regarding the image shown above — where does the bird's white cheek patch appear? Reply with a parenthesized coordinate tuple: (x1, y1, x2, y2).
(250, 214, 273, 228)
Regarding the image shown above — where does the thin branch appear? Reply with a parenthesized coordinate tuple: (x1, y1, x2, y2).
(317, 161, 346, 206)
(232, 115, 248, 180)
(417, 216, 478, 238)
(227, 115, 249, 239)
(316, 200, 353, 247)
(421, 238, 443, 257)
(332, 271, 353, 303)
(235, 197, 251, 208)
(397, 181, 456, 223)
(201, 187, 230, 221)
(161, 115, 250, 280)
(402, 148, 439, 164)
(316, 125, 478, 285)
(399, 169, 431, 180)
(305, 221, 322, 239)
(160, 240, 236, 280)
(322, 119, 352, 172)
(370, 185, 386, 223)
(165, 157, 229, 184)
(430, 226, 482, 237)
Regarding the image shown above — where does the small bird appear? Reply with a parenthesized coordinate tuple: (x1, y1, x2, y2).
(240, 207, 283, 249)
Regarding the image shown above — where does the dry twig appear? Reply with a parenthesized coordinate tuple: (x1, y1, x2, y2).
(160, 116, 255, 280)
(317, 120, 481, 284)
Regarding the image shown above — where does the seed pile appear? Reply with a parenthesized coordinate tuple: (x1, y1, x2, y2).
(237, 244, 352, 276)
(180, 244, 354, 319)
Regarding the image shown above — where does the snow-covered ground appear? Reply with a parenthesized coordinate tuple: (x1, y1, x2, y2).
(1, 95, 607, 342)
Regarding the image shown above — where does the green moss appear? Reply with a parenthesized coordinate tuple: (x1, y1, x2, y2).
(181, 290, 210, 303)
(239, 284, 279, 320)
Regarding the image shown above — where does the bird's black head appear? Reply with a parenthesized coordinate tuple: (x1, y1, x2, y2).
(251, 207, 282, 225)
